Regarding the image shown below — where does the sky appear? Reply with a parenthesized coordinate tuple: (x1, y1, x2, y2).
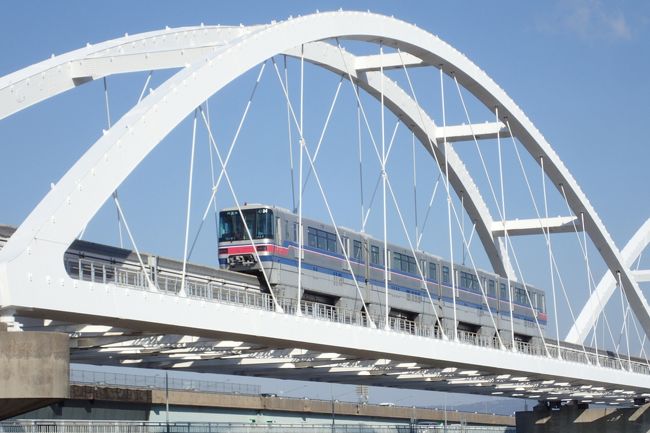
(1, 0, 650, 409)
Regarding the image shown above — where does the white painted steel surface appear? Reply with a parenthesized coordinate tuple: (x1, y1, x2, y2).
(567, 218, 650, 344)
(1, 11, 649, 402)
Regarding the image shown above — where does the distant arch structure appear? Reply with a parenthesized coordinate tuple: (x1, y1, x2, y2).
(1, 11, 649, 343)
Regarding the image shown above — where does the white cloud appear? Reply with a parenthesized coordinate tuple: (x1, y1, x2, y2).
(552, 0, 632, 41)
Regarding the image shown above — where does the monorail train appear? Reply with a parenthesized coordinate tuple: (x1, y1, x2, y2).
(217, 204, 548, 341)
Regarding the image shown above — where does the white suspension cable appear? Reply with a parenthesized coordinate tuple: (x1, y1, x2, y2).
(452, 77, 505, 222)
(467, 222, 477, 251)
(284, 55, 297, 213)
(395, 49, 503, 343)
(385, 120, 400, 162)
(425, 176, 506, 348)
(581, 212, 599, 362)
(272, 55, 375, 326)
(361, 123, 402, 230)
(541, 157, 562, 357)
(498, 229, 553, 356)
(440, 68, 458, 341)
(205, 100, 220, 240)
(112, 196, 155, 291)
(301, 76, 344, 191)
(560, 184, 624, 367)
(625, 299, 650, 364)
(617, 272, 633, 370)
(495, 109, 515, 351)
(505, 119, 590, 360)
(199, 107, 283, 313)
(185, 63, 267, 260)
(461, 194, 466, 266)
(102, 76, 125, 249)
(137, 71, 153, 104)
(412, 132, 419, 247)
(500, 118, 588, 358)
(180, 109, 198, 297)
(384, 176, 447, 339)
(451, 79, 541, 351)
(335, 39, 383, 168)
(297, 44, 305, 316)
(380, 43, 389, 330)
(417, 175, 442, 250)
(358, 86, 365, 232)
(362, 173, 383, 230)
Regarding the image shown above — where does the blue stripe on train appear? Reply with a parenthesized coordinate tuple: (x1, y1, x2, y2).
(250, 249, 546, 326)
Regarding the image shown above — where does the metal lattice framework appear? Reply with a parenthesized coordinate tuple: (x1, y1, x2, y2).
(1, 11, 650, 405)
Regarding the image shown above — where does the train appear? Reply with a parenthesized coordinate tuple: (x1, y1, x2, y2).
(217, 204, 548, 342)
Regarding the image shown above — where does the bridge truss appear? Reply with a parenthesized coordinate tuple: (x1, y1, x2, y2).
(1, 11, 650, 406)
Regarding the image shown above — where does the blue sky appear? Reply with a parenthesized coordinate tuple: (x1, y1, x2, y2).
(1, 0, 650, 407)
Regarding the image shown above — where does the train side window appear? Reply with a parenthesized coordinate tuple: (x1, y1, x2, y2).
(353, 240, 363, 261)
(488, 279, 496, 297)
(514, 286, 528, 306)
(442, 266, 450, 284)
(392, 252, 416, 274)
(293, 223, 299, 242)
(459, 270, 479, 292)
(370, 245, 381, 265)
(327, 232, 337, 253)
(500, 283, 507, 300)
(307, 227, 337, 253)
(428, 262, 438, 282)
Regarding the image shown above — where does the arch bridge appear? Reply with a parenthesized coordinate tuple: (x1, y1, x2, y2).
(1, 11, 650, 407)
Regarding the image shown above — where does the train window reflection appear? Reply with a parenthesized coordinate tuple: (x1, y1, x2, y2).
(219, 208, 274, 242)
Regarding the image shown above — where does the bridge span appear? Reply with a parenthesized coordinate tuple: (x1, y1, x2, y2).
(2, 225, 649, 406)
(2, 10, 650, 416)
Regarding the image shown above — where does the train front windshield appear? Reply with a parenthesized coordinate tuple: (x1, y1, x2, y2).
(219, 208, 274, 242)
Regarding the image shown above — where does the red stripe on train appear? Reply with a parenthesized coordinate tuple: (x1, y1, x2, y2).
(219, 244, 289, 255)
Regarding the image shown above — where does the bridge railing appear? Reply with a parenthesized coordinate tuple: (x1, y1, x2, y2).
(63, 256, 650, 376)
(0, 422, 514, 433)
(70, 369, 261, 395)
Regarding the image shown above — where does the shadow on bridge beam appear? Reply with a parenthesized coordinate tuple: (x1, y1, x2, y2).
(517, 403, 650, 433)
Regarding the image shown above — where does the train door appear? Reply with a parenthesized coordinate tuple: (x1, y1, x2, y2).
(363, 239, 370, 284)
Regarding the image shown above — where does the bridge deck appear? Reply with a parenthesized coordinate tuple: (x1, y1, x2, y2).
(1, 226, 649, 406)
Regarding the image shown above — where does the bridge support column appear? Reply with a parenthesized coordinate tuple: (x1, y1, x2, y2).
(516, 403, 650, 432)
(0, 325, 70, 419)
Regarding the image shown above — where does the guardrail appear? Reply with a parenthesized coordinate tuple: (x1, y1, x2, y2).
(63, 256, 650, 376)
(0, 421, 514, 433)
(70, 370, 260, 395)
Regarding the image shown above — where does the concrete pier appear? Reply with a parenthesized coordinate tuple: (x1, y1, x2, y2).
(0, 324, 70, 419)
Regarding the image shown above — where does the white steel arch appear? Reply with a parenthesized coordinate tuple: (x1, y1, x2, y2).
(0, 20, 515, 279)
(0, 10, 648, 359)
(567, 218, 650, 344)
